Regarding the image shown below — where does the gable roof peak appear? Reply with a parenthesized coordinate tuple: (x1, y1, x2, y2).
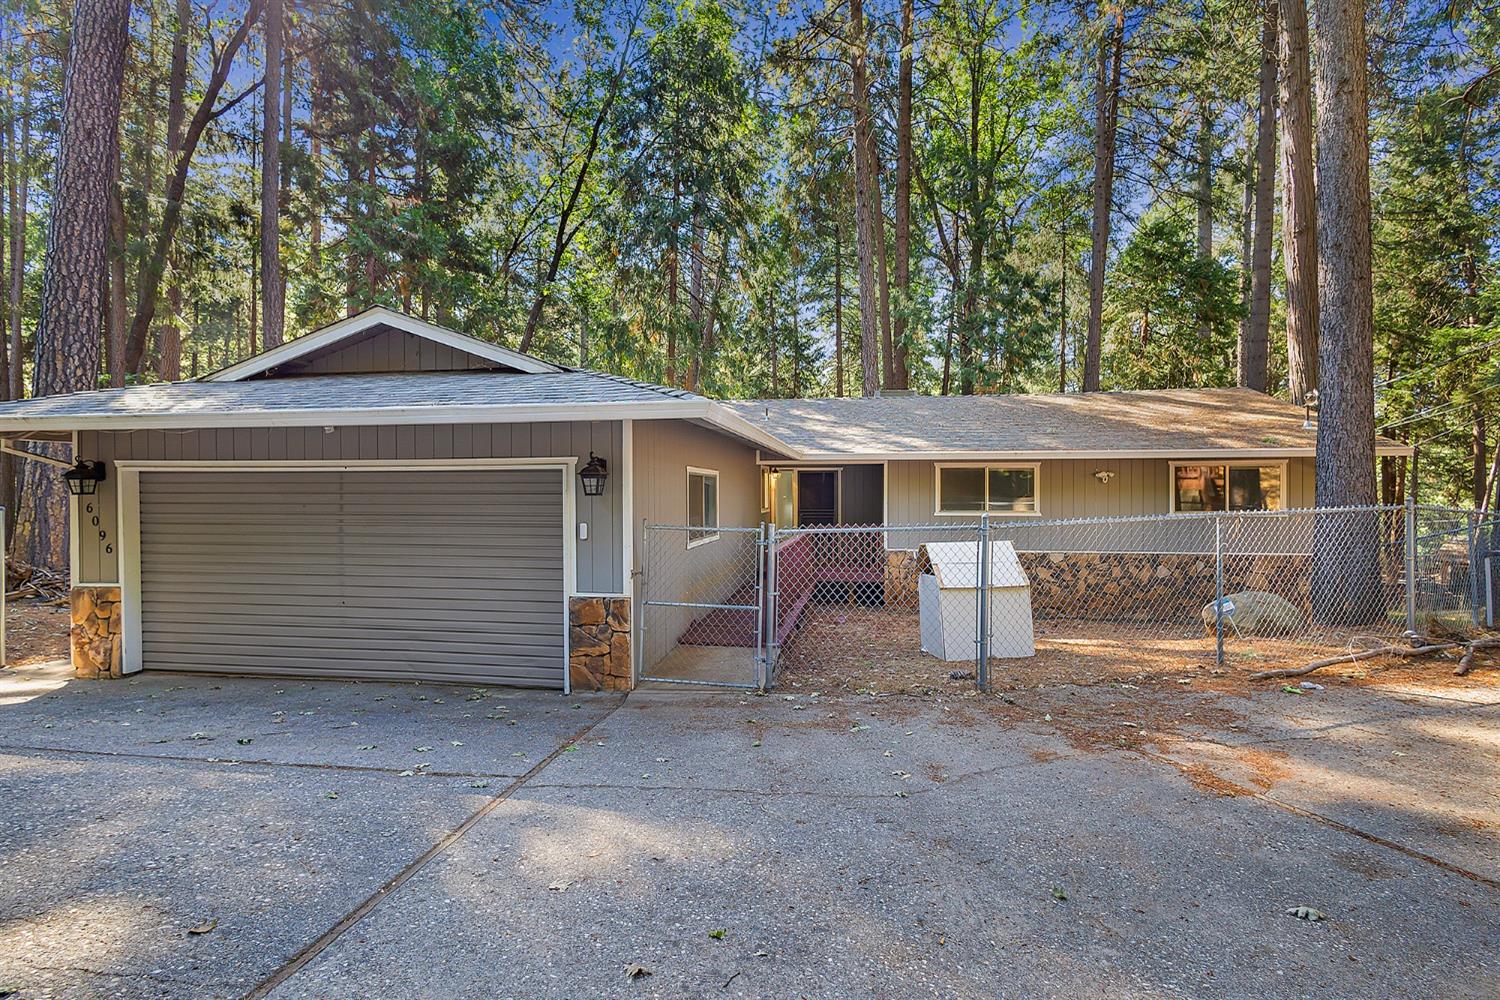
(202, 305, 562, 382)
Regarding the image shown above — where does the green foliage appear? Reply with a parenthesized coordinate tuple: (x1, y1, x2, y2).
(3, 0, 1498, 504)
(1102, 208, 1241, 389)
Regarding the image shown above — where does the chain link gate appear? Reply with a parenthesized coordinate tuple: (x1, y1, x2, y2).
(637, 524, 768, 689)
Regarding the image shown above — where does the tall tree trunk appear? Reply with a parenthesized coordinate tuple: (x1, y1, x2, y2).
(15, 0, 131, 571)
(833, 215, 844, 397)
(7, 45, 30, 404)
(362, 150, 376, 302)
(1241, 0, 1278, 392)
(1196, 101, 1213, 340)
(1059, 224, 1068, 391)
(106, 150, 127, 386)
(157, 0, 189, 381)
(1084, 7, 1124, 393)
(1475, 410, 1489, 511)
(344, 152, 359, 316)
(123, 0, 263, 373)
(849, 0, 882, 396)
(1280, 0, 1318, 404)
(665, 176, 679, 385)
(0, 67, 10, 540)
(1236, 115, 1256, 378)
(686, 242, 728, 392)
(890, 0, 913, 391)
(1311, 0, 1378, 624)
(260, 0, 284, 348)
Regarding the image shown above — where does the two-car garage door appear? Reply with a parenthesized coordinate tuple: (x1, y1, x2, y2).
(135, 468, 566, 686)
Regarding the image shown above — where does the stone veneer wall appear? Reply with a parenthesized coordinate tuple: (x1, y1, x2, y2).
(71, 586, 124, 678)
(569, 596, 632, 691)
(885, 549, 1316, 625)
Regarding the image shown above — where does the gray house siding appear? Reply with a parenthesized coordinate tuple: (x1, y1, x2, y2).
(263, 325, 501, 377)
(882, 456, 1318, 554)
(76, 420, 623, 593)
(839, 464, 884, 524)
(886, 456, 1316, 524)
(631, 419, 761, 672)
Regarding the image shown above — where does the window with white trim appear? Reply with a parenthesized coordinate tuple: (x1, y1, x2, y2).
(1172, 463, 1284, 512)
(935, 464, 1039, 515)
(687, 468, 719, 545)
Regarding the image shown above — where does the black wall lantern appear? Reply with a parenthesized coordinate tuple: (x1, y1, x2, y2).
(62, 459, 107, 497)
(579, 452, 608, 497)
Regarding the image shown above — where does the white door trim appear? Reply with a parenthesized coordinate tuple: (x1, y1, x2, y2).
(116, 458, 578, 690)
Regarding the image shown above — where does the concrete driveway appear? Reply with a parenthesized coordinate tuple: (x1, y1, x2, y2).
(1, 662, 1496, 999)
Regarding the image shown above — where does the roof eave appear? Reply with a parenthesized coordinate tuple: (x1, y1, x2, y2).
(0, 399, 805, 458)
(770, 443, 1415, 462)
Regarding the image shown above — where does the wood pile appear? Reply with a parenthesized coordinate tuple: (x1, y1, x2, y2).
(6, 561, 69, 603)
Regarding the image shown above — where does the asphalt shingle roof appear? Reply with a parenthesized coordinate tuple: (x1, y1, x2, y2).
(0, 370, 702, 424)
(725, 388, 1408, 457)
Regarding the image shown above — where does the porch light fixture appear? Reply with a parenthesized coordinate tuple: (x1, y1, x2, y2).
(579, 452, 608, 497)
(1093, 469, 1116, 484)
(62, 459, 107, 497)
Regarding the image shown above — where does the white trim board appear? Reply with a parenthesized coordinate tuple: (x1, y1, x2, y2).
(115, 458, 579, 692)
(203, 306, 561, 381)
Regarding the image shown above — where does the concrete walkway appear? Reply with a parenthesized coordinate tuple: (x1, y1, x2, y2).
(1, 661, 1496, 999)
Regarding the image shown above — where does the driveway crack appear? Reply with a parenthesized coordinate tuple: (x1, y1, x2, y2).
(241, 694, 628, 999)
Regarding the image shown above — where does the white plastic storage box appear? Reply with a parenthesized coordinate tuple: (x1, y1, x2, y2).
(917, 540, 1035, 660)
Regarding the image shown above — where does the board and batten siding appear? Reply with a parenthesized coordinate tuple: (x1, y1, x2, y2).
(631, 419, 761, 672)
(265, 325, 501, 377)
(75, 421, 623, 593)
(885, 457, 1316, 524)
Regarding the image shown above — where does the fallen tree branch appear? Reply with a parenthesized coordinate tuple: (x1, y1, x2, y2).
(1454, 638, 1500, 676)
(1250, 634, 1500, 681)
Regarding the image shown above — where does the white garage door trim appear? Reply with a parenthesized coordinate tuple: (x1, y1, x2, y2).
(115, 457, 579, 692)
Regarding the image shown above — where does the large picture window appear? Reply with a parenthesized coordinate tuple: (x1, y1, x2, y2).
(935, 464, 1039, 515)
(1172, 463, 1284, 512)
(687, 468, 720, 545)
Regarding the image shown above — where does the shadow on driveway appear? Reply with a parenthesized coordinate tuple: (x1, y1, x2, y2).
(2, 663, 1497, 999)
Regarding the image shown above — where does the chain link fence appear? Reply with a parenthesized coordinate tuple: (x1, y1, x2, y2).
(636, 504, 1496, 692)
(637, 524, 766, 688)
(763, 503, 1498, 690)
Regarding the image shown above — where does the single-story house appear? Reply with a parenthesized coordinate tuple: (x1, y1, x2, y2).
(0, 307, 1411, 691)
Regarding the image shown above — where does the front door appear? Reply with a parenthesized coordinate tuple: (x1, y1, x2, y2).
(796, 470, 839, 526)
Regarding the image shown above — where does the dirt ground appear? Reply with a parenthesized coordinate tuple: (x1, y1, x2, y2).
(3, 597, 71, 667)
(778, 605, 1500, 699)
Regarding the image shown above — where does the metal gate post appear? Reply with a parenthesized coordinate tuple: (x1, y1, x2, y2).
(1487, 556, 1495, 629)
(753, 521, 768, 690)
(766, 522, 780, 677)
(1214, 515, 1225, 670)
(1404, 496, 1418, 634)
(1469, 512, 1482, 626)
(976, 514, 991, 692)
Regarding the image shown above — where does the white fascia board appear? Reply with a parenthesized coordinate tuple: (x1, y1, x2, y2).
(203, 306, 560, 381)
